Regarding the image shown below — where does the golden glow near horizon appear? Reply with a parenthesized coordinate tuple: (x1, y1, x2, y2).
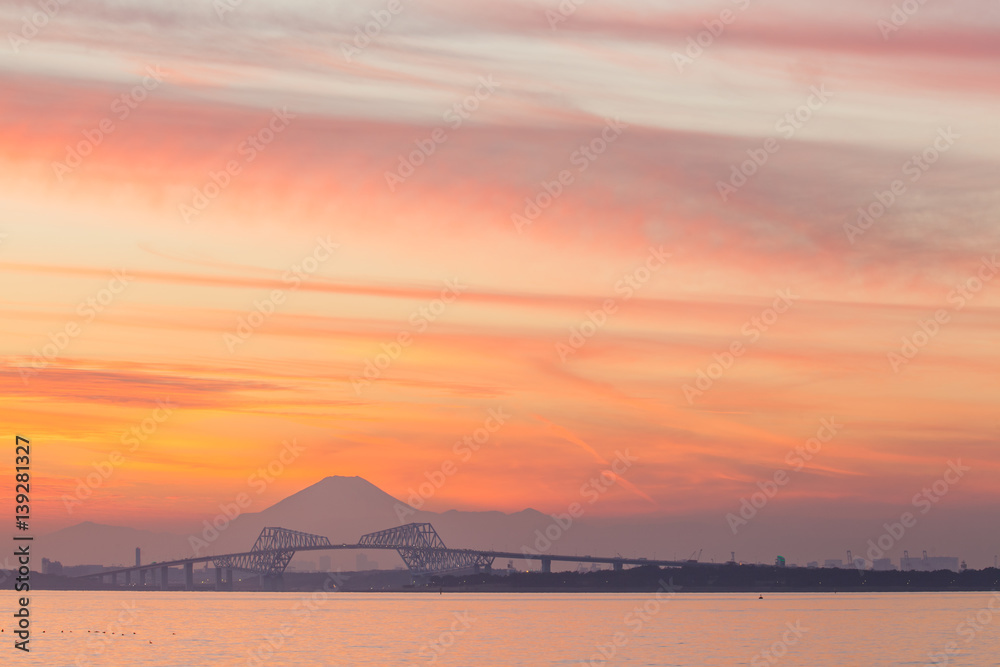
(1, 0, 998, 564)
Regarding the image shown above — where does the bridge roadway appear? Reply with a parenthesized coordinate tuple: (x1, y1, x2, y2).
(75, 523, 722, 589)
(85, 544, 709, 578)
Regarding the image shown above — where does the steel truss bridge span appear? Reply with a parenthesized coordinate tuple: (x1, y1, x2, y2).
(77, 522, 712, 588)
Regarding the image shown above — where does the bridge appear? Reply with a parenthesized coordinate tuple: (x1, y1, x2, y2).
(77, 522, 709, 590)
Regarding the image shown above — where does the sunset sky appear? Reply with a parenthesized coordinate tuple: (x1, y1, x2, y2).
(2, 0, 998, 564)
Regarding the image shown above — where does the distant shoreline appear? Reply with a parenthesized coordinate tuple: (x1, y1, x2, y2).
(22, 564, 1000, 594)
(412, 564, 1000, 594)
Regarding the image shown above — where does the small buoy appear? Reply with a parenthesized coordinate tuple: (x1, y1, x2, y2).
(759, 594, 763, 599)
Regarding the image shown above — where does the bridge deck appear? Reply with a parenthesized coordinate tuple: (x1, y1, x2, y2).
(79, 543, 717, 579)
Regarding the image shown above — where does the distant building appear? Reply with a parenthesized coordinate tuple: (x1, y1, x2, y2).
(319, 555, 332, 572)
(806, 561, 819, 569)
(901, 555, 960, 572)
(41, 558, 63, 575)
(872, 558, 895, 571)
(62, 564, 105, 577)
(356, 553, 379, 571)
(775, 556, 786, 568)
(823, 559, 844, 568)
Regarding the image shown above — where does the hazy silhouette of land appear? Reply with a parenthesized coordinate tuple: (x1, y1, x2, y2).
(35, 476, 987, 574)
(20, 563, 1000, 593)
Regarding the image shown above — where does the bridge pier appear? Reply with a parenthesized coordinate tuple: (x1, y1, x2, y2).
(541, 558, 552, 574)
(160, 566, 169, 591)
(226, 568, 233, 591)
(215, 567, 223, 591)
(613, 560, 623, 572)
(140, 570, 146, 587)
(184, 563, 194, 591)
(125, 570, 132, 586)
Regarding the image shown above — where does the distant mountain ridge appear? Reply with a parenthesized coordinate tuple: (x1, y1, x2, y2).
(35, 521, 191, 568)
(36, 477, 979, 570)
(38, 476, 556, 568)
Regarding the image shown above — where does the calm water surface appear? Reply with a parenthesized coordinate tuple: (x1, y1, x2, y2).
(5, 591, 1000, 666)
